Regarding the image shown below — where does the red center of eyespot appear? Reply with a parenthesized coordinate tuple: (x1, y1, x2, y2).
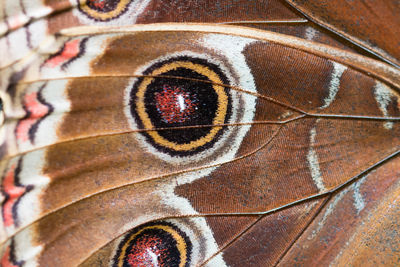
(126, 235, 167, 267)
(155, 85, 198, 124)
(88, 0, 106, 9)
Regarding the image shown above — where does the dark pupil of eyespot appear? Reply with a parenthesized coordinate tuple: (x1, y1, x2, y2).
(86, 0, 119, 12)
(144, 68, 219, 144)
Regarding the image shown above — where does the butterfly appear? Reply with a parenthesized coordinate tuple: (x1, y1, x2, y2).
(0, 0, 399, 266)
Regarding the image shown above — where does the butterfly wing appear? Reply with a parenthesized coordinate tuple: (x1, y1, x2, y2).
(0, 1, 399, 266)
(285, 0, 400, 67)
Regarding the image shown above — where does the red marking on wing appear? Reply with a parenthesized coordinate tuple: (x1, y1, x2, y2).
(2, 164, 26, 227)
(16, 92, 49, 142)
(0, 245, 19, 267)
(90, 0, 106, 9)
(155, 85, 198, 123)
(45, 39, 80, 68)
(127, 235, 168, 267)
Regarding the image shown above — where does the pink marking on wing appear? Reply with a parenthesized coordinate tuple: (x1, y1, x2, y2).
(16, 92, 49, 142)
(2, 165, 25, 227)
(8, 14, 26, 30)
(45, 39, 81, 68)
(0, 245, 19, 267)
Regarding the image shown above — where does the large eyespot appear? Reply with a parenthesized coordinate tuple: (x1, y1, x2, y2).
(112, 221, 192, 267)
(77, 0, 133, 21)
(128, 55, 233, 157)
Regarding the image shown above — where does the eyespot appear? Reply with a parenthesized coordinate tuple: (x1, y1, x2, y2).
(74, 0, 150, 23)
(77, 0, 133, 21)
(128, 55, 233, 157)
(112, 221, 192, 267)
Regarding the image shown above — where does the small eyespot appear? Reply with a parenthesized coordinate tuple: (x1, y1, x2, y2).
(77, 0, 137, 21)
(112, 221, 192, 267)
